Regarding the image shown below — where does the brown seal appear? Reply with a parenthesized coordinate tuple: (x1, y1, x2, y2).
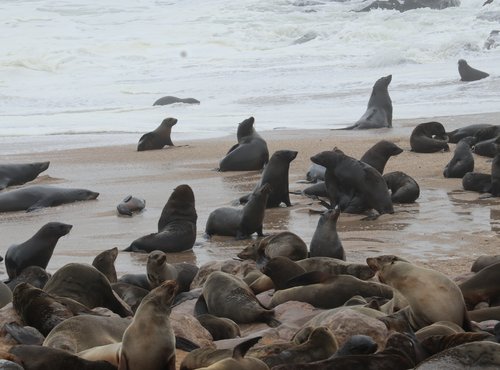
(5, 222, 72, 280)
(146, 250, 198, 292)
(237, 231, 308, 263)
(459, 261, 500, 309)
(261, 256, 307, 291)
(360, 140, 403, 174)
(92, 247, 118, 283)
(195, 314, 241, 341)
(137, 117, 177, 151)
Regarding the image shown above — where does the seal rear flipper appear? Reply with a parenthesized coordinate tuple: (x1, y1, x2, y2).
(233, 336, 262, 359)
(175, 336, 200, 352)
(194, 294, 209, 316)
(4, 323, 44, 345)
(285, 271, 330, 288)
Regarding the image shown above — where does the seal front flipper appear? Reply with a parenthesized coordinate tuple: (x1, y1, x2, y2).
(226, 143, 240, 155)
(4, 323, 44, 345)
(194, 294, 209, 316)
(26, 197, 56, 212)
(175, 336, 200, 352)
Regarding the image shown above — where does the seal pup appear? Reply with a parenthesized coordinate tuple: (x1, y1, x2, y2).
(153, 96, 200, 105)
(44, 263, 133, 317)
(447, 123, 493, 143)
(240, 150, 298, 208)
(146, 250, 198, 292)
(119, 280, 178, 370)
(125, 184, 197, 253)
(218, 116, 269, 171)
(383, 171, 420, 203)
(359, 140, 403, 174)
(309, 207, 345, 260)
(6, 266, 51, 291)
(458, 59, 489, 81)
(137, 117, 178, 151)
(237, 231, 308, 262)
(443, 137, 474, 178)
(92, 247, 118, 283)
(311, 149, 394, 216)
(296, 257, 375, 280)
(116, 196, 145, 216)
(462, 172, 491, 193)
(306, 163, 326, 182)
(197, 271, 279, 326)
(410, 121, 449, 153)
(5, 222, 73, 279)
(0, 185, 99, 212)
(367, 255, 471, 331)
(205, 183, 271, 239)
(342, 75, 393, 130)
(0, 162, 50, 190)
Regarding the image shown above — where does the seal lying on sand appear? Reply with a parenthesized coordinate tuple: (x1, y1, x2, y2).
(5, 222, 72, 279)
(443, 137, 474, 178)
(0, 185, 99, 212)
(410, 121, 449, 153)
(116, 195, 145, 216)
(137, 117, 178, 151)
(153, 96, 200, 105)
(0, 162, 50, 190)
(383, 171, 420, 203)
(462, 172, 491, 193)
(309, 208, 345, 260)
(218, 117, 269, 171)
(458, 59, 489, 82)
(125, 184, 197, 253)
(342, 75, 393, 130)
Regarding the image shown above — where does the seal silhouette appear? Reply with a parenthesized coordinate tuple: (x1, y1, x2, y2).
(443, 137, 474, 178)
(458, 59, 489, 82)
(410, 121, 449, 153)
(0, 162, 50, 190)
(343, 75, 393, 130)
(137, 117, 178, 151)
(218, 116, 269, 171)
(309, 208, 345, 260)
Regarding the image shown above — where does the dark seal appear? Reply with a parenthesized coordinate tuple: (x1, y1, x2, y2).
(153, 96, 200, 105)
(116, 195, 145, 216)
(137, 117, 178, 151)
(0, 162, 50, 190)
(443, 137, 474, 178)
(360, 140, 403, 174)
(309, 208, 345, 260)
(383, 171, 420, 203)
(410, 121, 449, 153)
(458, 59, 489, 82)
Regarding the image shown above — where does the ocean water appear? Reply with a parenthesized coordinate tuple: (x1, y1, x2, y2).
(1, 0, 500, 153)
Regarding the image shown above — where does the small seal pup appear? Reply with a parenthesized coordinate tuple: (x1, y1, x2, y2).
(153, 96, 200, 105)
(0, 161, 50, 190)
(443, 137, 474, 178)
(125, 184, 197, 253)
(119, 280, 178, 370)
(218, 116, 269, 171)
(5, 222, 73, 279)
(116, 195, 145, 216)
(239, 150, 298, 208)
(410, 121, 449, 153)
(137, 117, 178, 151)
(342, 75, 393, 130)
(383, 171, 420, 203)
(205, 183, 271, 238)
(0, 185, 99, 212)
(366, 255, 471, 331)
(146, 250, 198, 292)
(458, 59, 489, 82)
(92, 247, 118, 283)
(309, 207, 345, 260)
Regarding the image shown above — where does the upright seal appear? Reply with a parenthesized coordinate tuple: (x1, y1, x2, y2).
(458, 59, 489, 82)
(137, 117, 178, 151)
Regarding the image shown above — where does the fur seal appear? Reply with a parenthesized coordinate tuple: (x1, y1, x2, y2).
(198, 271, 279, 326)
(240, 150, 298, 208)
(261, 256, 307, 291)
(119, 280, 178, 370)
(0, 185, 99, 212)
(383, 171, 420, 203)
(111, 282, 149, 313)
(218, 116, 269, 171)
(195, 314, 241, 341)
(237, 231, 308, 262)
(6, 266, 51, 291)
(471, 254, 500, 272)
(125, 184, 197, 253)
(443, 137, 474, 178)
(343, 75, 393, 130)
(459, 261, 500, 309)
(309, 207, 345, 260)
(205, 183, 271, 238)
(462, 172, 491, 193)
(116, 195, 145, 216)
(410, 121, 449, 153)
(44, 263, 133, 317)
(359, 140, 403, 173)
(9, 345, 117, 370)
(146, 250, 198, 292)
(306, 163, 326, 183)
(367, 255, 471, 331)
(0, 281, 12, 308)
(473, 137, 498, 157)
(137, 117, 178, 151)
(447, 124, 493, 143)
(116, 274, 151, 290)
(334, 334, 378, 356)
(92, 247, 118, 283)
(153, 96, 200, 105)
(297, 257, 375, 280)
(458, 59, 489, 82)
(5, 222, 72, 279)
(311, 149, 393, 215)
(0, 162, 50, 190)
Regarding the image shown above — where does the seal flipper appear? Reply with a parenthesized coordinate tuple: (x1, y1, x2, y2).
(194, 294, 209, 316)
(4, 323, 44, 345)
(233, 336, 262, 359)
(26, 197, 57, 212)
(175, 336, 200, 352)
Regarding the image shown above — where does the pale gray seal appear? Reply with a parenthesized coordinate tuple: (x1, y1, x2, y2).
(137, 117, 177, 151)
(458, 59, 489, 82)
(0, 161, 50, 190)
(153, 96, 200, 105)
(116, 195, 145, 216)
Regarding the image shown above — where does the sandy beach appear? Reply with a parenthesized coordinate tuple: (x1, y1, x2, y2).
(1, 112, 500, 281)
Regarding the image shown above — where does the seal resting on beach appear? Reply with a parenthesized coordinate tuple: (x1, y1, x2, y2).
(205, 183, 271, 239)
(218, 116, 269, 171)
(5, 222, 73, 279)
(309, 207, 345, 260)
(447, 124, 493, 143)
(342, 75, 393, 130)
(116, 195, 145, 216)
(383, 171, 420, 203)
(459, 261, 500, 309)
(137, 117, 178, 151)
(153, 96, 200, 105)
(0, 185, 99, 212)
(410, 121, 449, 153)
(0, 162, 50, 190)
(443, 137, 474, 178)
(125, 184, 197, 253)
(146, 250, 198, 292)
(458, 59, 489, 82)
(462, 172, 491, 193)
(92, 247, 118, 283)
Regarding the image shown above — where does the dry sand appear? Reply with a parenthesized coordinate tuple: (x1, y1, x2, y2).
(1, 112, 500, 280)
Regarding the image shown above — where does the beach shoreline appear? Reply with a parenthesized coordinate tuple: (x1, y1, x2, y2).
(1, 111, 500, 280)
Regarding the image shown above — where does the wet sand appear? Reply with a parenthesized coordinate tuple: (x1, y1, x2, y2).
(1, 112, 500, 279)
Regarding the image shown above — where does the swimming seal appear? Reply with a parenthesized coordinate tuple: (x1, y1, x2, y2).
(137, 117, 178, 151)
(309, 207, 345, 260)
(5, 222, 73, 279)
(218, 116, 269, 171)
(342, 75, 393, 130)
(125, 184, 197, 253)
(383, 171, 420, 203)
(458, 59, 489, 82)
(92, 247, 118, 283)
(443, 137, 474, 178)
(153, 96, 200, 105)
(116, 195, 145, 216)
(0, 185, 99, 212)
(205, 183, 271, 238)
(410, 121, 449, 153)
(0, 162, 50, 190)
